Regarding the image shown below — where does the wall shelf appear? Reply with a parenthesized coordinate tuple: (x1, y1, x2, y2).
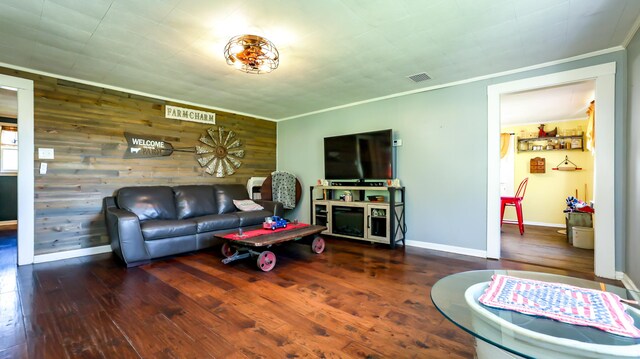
(517, 134, 585, 153)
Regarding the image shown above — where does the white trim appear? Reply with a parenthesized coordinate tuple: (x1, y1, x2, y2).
(33, 245, 112, 264)
(487, 85, 501, 259)
(592, 72, 616, 279)
(487, 62, 617, 279)
(279, 46, 623, 121)
(0, 61, 275, 122)
(405, 240, 487, 258)
(0, 74, 35, 266)
(622, 14, 640, 48)
(0, 47, 624, 124)
(619, 272, 639, 292)
(0, 220, 16, 226)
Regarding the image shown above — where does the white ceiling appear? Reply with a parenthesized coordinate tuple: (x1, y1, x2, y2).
(0, 0, 638, 121)
(500, 80, 595, 126)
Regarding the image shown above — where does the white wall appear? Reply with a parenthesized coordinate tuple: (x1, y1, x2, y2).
(627, 31, 640, 283)
(278, 51, 627, 265)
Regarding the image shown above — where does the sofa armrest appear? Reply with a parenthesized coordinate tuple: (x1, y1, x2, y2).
(104, 197, 150, 266)
(255, 200, 284, 217)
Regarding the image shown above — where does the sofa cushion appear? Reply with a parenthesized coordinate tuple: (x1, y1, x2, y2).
(236, 210, 272, 227)
(173, 185, 217, 219)
(214, 184, 250, 214)
(117, 186, 177, 221)
(140, 219, 197, 241)
(195, 213, 240, 233)
(233, 199, 264, 212)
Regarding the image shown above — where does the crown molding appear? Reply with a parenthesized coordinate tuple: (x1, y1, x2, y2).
(0, 62, 276, 122)
(278, 46, 624, 122)
(622, 14, 640, 48)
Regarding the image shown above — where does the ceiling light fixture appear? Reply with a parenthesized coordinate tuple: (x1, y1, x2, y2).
(224, 34, 279, 74)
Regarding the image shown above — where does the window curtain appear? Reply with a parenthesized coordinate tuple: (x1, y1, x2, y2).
(500, 133, 511, 158)
(586, 100, 595, 152)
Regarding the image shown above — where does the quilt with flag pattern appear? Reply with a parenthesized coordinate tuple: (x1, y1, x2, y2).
(478, 274, 640, 338)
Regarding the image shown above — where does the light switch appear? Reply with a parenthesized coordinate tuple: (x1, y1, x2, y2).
(38, 148, 55, 160)
(39, 162, 47, 175)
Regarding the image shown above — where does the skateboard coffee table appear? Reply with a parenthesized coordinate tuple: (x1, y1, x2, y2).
(215, 224, 327, 271)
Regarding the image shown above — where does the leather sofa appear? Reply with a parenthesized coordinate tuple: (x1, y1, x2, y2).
(104, 184, 283, 267)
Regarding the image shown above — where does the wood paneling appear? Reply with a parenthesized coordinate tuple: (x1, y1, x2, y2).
(0, 88, 17, 118)
(0, 67, 277, 255)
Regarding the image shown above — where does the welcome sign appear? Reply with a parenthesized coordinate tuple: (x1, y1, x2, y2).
(165, 105, 216, 124)
(123, 133, 175, 158)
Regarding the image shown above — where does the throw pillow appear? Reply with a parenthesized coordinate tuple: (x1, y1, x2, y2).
(233, 199, 264, 212)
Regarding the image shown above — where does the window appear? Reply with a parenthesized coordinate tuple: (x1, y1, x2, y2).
(0, 125, 17, 173)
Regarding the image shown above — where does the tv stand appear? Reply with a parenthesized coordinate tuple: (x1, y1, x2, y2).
(309, 185, 406, 248)
(330, 180, 385, 187)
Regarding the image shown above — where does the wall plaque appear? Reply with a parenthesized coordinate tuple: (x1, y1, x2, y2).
(123, 132, 194, 158)
(530, 157, 545, 173)
(165, 105, 216, 124)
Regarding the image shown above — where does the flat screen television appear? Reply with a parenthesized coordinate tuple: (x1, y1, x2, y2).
(324, 129, 393, 180)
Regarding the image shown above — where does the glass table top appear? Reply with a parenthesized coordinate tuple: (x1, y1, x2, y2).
(430, 270, 640, 359)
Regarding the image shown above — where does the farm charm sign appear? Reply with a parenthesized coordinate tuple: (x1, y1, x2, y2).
(165, 105, 216, 124)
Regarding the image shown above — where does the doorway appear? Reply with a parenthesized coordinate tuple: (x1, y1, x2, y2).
(498, 81, 596, 273)
(0, 74, 35, 266)
(487, 63, 617, 279)
(0, 87, 18, 267)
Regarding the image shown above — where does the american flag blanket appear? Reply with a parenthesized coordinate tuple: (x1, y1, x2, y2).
(478, 274, 640, 338)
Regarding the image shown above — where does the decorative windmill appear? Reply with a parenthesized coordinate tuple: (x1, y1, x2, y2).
(196, 126, 245, 177)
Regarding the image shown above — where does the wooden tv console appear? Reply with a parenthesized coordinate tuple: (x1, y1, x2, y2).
(309, 185, 406, 248)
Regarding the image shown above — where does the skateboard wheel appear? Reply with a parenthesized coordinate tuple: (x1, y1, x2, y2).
(257, 251, 276, 272)
(311, 237, 325, 254)
(221, 242, 235, 258)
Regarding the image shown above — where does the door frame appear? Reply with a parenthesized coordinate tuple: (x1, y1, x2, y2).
(486, 62, 616, 279)
(0, 74, 34, 265)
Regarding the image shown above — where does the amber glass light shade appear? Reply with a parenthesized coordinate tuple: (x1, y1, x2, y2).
(224, 34, 279, 74)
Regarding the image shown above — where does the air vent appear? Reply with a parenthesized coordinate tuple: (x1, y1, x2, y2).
(407, 72, 431, 83)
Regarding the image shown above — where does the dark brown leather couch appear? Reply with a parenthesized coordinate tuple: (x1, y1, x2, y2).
(104, 184, 283, 267)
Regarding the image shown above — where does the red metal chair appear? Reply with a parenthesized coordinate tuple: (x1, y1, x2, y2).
(500, 177, 529, 235)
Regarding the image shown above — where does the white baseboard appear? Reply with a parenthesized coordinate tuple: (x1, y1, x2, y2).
(619, 271, 639, 291)
(0, 220, 17, 226)
(406, 240, 487, 258)
(502, 220, 565, 228)
(33, 245, 112, 264)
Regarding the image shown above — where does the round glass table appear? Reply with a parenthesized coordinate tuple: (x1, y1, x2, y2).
(431, 270, 640, 359)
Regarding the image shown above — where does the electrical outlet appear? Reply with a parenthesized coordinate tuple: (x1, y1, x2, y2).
(38, 148, 55, 160)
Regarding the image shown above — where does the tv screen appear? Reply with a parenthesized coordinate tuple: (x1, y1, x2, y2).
(324, 129, 393, 180)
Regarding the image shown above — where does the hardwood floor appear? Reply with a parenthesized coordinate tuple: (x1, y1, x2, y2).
(501, 223, 594, 273)
(1, 234, 617, 358)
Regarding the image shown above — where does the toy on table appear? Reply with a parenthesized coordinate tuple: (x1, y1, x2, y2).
(263, 216, 288, 230)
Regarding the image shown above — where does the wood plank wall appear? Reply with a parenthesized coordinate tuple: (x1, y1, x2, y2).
(0, 67, 277, 255)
